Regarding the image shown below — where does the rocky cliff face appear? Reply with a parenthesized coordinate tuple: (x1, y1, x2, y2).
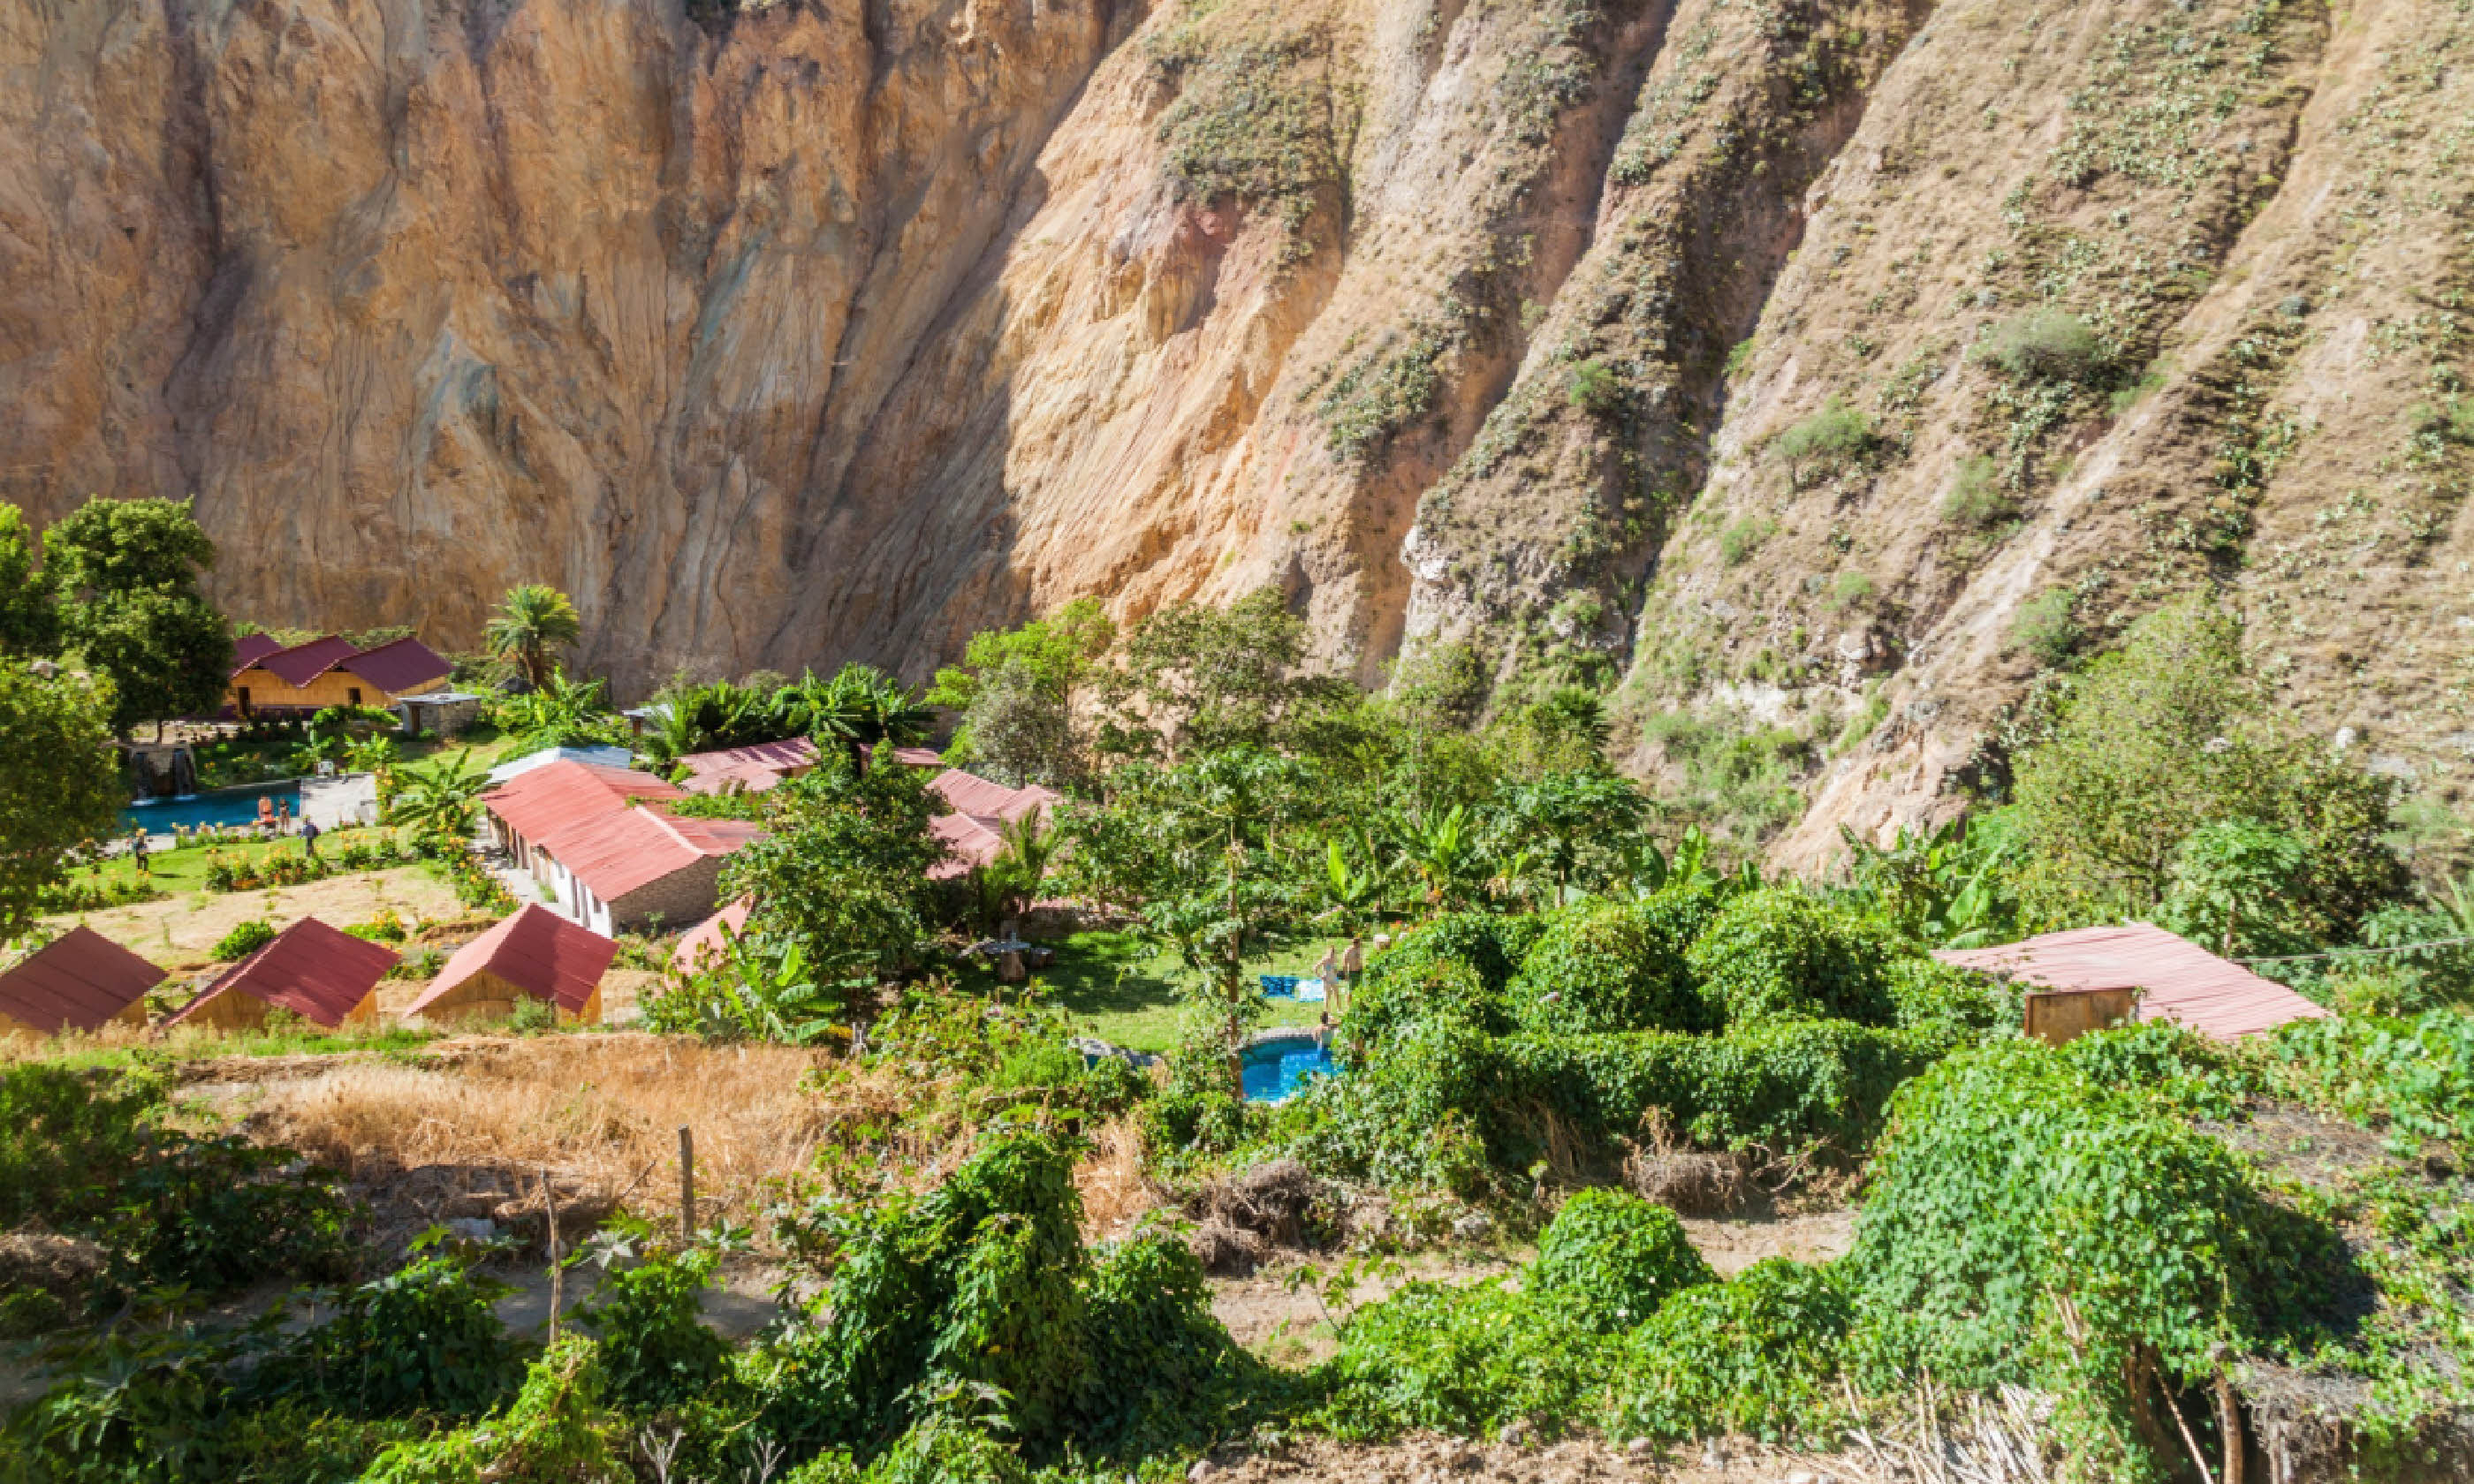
(5, 0, 2468, 849)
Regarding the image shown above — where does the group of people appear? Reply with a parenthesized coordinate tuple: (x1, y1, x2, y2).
(123, 795, 321, 876)
(1312, 936, 1367, 1047)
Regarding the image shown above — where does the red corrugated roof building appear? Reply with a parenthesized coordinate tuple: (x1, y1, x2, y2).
(482, 760, 761, 935)
(406, 905, 618, 1025)
(1935, 923, 2332, 1042)
(166, 918, 398, 1031)
(924, 770, 1058, 877)
(0, 928, 167, 1036)
(677, 738, 821, 795)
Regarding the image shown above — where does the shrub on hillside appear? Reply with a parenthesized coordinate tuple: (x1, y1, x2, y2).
(1317, 1278, 1608, 1442)
(573, 1245, 731, 1415)
(271, 1243, 522, 1419)
(213, 918, 277, 961)
(1685, 887, 1900, 1026)
(1977, 309, 2106, 384)
(755, 1131, 1260, 1462)
(1882, 957, 2021, 1039)
(1342, 951, 1504, 1061)
(360, 1337, 625, 1484)
(1772, 397, 1876, 485)
(1507, 897, 1713, 1037)
(1530, 1189, 1714, 1333)
(1605, 1258, 1852, 1444)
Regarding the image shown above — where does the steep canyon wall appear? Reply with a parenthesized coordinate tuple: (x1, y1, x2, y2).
(4, 0, 2467, 848)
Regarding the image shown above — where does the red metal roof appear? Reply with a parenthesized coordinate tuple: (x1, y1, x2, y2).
(679, 758, 795, 796)
(891, 746, 945, 768)
(166, 918, 398, 1028)
(930, 812, 1007, 878)
(484, 761, 685, 846)
(928, 769, 1058, 825)
(230, 633, 285, 678)
(678, 737, 818, 780)
(342, 637, 452, 694)
(407, 904, 616, 1017)
(250, 636, 360, 688)
(0, 927, 167, 1033)
(1935, 923, 2332, 1041)
(535, 804, 765, 903)
(672, 897, 754, 975)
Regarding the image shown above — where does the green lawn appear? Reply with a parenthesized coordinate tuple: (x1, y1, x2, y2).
(74, 828, 407, 897)
(947, 929, 1350, 1054)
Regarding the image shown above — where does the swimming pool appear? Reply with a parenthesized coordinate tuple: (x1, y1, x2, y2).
(1241, 1035, 1338, 1103)
(122, 783, 300, 836)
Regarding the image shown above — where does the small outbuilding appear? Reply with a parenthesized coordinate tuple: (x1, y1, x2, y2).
(672, 898, 753, 978)
(165, 918, 398, 1031)
(0, 928, 167, 1037)
(1935, 922, 2332, 1044)
(406, 905, 617, 1026)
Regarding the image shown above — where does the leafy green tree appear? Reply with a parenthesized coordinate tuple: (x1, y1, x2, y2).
(0, 504, 59, 657)
(930, 599, 1115, 787)
(483, 584, 583, 689)
(43, 496, 231, 737)
(1060, 750, 1314, 1094)
(2009, 593, 2405, 936)
(1492, 771, 1651, 902)
(2155, 819, 2312, 957)
(0, 662, 125, 942)
(718, 747, 954, 996)
(1104, 587, 1337, 760)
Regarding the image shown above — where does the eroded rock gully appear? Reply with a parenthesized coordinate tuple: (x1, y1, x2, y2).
(5, 0, 2467, 846)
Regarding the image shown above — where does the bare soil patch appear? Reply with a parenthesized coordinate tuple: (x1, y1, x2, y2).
(1194, 1433, 1870, 1483)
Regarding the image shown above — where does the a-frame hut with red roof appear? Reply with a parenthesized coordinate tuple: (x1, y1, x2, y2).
(0, 928, 167, 1037)
(165, 918, 398, 1031)
(406, 905, 618, 1026)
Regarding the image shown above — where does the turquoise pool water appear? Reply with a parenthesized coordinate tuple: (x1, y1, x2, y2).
(121, 783, 300, 836)
(1241, 1037, 1337, 1102)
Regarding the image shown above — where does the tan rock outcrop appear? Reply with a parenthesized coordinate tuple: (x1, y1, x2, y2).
(4, 0, 2468, 854)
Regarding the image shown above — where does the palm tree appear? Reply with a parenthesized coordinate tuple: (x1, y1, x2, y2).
(385, 748, 490, 840)
(484, 585, 583, 689)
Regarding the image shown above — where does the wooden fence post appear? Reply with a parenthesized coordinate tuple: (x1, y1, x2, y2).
(679, 1125, 695, 1238)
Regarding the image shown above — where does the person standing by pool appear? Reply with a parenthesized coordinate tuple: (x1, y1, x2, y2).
(1315, 943, 1339, 988)
(300, 817, 322, 859)
(128, 827, 150, 876)
(277, 798, 292, 836)
(1339, 935, 1363, 1011)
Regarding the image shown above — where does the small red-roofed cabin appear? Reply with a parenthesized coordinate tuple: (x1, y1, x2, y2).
(406, 905, 617, 1026)
(0, 928, 166, 1037)
(165, 919, 398, 1031)
(225, 634, 453, 717)
(1935, 923, 2332, 1045)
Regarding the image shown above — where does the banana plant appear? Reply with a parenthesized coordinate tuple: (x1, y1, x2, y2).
(1394, 803, 1479, 911)
(1322, 836, 1390, 929)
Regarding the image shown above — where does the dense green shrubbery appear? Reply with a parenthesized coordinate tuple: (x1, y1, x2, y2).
(2269, 1009, 2474, 1142)
(1506, 897, 1712, 1037)
(1529, 1189, 1713, 1333)
(755, 1130, 1266, 1465)
(1300, 1015, 1948, 1187)
(1841, 1037, 2357, 1466)
(1685, 887, 1899, 1026)
(574, 1245, 732, 1414)
(360, 1337, 625, 1484)
(1341, 948, 1504, 1059)
(269, 1245, 523, 1419)
(1605, 1258, 1850, 1444)
(0, 1064, 354, 1306)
